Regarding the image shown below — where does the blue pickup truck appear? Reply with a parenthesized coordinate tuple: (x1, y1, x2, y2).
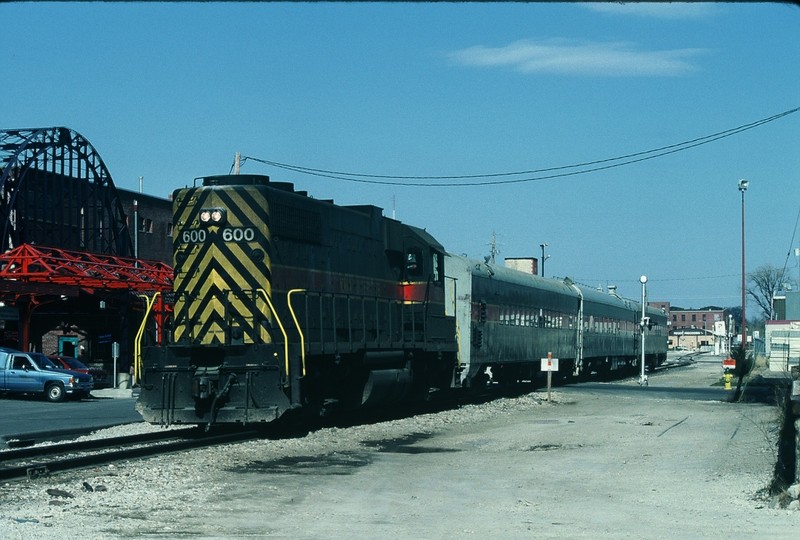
(0, 347, 94, 402)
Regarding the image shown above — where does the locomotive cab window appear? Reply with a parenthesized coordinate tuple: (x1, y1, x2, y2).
(405, 247, 423, 277)
(432, 250, 443, 283)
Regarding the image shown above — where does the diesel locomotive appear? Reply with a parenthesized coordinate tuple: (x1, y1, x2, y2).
(136, 174, 666, 427)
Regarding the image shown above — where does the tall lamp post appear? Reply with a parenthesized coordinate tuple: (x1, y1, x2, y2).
(540, 243, 549, 277)
(639, 275, 648, 386)
(738, 179, 748, 352)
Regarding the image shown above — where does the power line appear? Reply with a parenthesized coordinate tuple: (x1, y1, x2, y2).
(241, 106, 798, 187)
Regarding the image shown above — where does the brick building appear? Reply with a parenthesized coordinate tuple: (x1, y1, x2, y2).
(116, 189, 174, 265)
(648, 301, 731, 352)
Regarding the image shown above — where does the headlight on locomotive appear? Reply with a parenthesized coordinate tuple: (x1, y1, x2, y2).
(210, 208, 226, 223)
(199, 207, 227, 226)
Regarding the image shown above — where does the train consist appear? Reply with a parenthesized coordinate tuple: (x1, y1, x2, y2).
(137, 174, 667, 427)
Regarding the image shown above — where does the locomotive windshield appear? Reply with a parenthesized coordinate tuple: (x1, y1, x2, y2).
(406, 248, 422, 276)
(405, 247, 444, 283)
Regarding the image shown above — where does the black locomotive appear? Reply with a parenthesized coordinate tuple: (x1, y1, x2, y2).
(137, 174, 666, 427)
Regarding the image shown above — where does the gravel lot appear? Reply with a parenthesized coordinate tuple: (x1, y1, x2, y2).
(1, 358, 798, 539)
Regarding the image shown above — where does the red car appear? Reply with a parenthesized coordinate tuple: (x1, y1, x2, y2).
(48, 356, 112, 389)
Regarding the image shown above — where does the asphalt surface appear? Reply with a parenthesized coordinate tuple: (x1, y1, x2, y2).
(0, 388, 139, 448)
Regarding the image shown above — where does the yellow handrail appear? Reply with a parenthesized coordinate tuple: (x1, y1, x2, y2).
(287, 289, 307, 377)
(256, 288, 290, 378)
(134, 292, 161, 385)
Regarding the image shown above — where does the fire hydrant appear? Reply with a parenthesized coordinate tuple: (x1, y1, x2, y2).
(724, 372, 733, 390)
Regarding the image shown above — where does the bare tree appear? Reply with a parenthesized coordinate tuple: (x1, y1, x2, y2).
(747, 264, 785, 320)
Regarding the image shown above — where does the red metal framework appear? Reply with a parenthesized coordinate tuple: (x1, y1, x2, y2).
(0, 243, 174, 351)
(0, 243, 173, 292)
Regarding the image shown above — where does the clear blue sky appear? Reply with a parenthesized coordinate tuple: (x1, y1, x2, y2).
(2, 2, 798, 312)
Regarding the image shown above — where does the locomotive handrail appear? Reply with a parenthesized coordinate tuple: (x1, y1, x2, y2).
(134, 292, 161, 386)
(286, 289, 307, 377)
(256, 288, 291, 378)
(289, 290, 424, 352)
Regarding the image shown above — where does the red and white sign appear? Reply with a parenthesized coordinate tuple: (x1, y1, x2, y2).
(722, 357, 736, 370)
(541, 355, 559, 372)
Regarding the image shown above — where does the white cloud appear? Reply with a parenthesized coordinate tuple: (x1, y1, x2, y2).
(581, 2, 717, 19)
(449, 39, 707, 77)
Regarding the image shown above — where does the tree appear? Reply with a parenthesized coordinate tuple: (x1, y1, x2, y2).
(747, 264, 786, 320)
(727, 305, 742, 328)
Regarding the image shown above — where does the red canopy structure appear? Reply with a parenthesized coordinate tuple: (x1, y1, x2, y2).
(0, 243, 173, 291)
(0, 243, 174, 350)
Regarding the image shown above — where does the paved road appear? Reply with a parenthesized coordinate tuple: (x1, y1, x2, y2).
(0, 392, 140, 448)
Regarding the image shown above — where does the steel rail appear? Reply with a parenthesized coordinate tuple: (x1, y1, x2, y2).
(0, 428, 195, 462)
(0, 429, 261, 482)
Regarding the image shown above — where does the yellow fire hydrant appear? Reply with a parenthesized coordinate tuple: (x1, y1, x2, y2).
(724, 372, 733, 390)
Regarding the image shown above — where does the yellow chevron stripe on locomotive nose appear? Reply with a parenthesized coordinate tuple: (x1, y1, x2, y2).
(172, 185, 272, 345)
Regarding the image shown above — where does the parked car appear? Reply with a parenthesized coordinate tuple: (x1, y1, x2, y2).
(0, 348, 93, 402)
(48, 355, 112, 389)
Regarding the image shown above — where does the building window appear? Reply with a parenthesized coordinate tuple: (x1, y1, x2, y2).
(139, 217, 153, 234)
(166, 223, 174, 237)
(681, 314, 686, 322)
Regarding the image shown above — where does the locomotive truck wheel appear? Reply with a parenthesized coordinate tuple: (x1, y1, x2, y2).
(45, 382, 66, 403)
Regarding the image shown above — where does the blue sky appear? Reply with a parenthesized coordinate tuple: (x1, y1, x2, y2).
(2, 2, 799, 312)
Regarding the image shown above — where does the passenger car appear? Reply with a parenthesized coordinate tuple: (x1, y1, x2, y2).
(48, 355, 112, 389)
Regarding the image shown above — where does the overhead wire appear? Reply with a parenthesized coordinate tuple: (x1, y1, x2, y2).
(237, 107, 798, 304)
(241, 106, 799, 187)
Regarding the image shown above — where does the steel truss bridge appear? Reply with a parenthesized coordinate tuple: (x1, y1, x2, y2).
(1, 127, 132, 256)
(0, 127, 173, 354)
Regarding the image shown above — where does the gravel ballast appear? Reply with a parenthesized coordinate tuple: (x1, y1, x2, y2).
(1, 359, 798, 538)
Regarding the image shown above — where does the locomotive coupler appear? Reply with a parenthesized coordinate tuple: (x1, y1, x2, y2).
(206, 373, 238, 432)
(193, 376, 213, 400)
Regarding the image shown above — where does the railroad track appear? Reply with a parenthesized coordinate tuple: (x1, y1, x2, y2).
(0, 427, 261, 482)
(0, 359, 700, 483)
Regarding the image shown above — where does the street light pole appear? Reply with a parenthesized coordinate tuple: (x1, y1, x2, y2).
(739, 179, 748, 352)
(540, 243, 549, 277)
(639, 274, 648, 386)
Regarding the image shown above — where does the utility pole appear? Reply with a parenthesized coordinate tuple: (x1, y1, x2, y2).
(795, 247, 800, 290)
(133, 199, 139, 268)
(739, 179, 748, 351)
(540, 243, 550, 277)
(639, 275, 648, 386)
